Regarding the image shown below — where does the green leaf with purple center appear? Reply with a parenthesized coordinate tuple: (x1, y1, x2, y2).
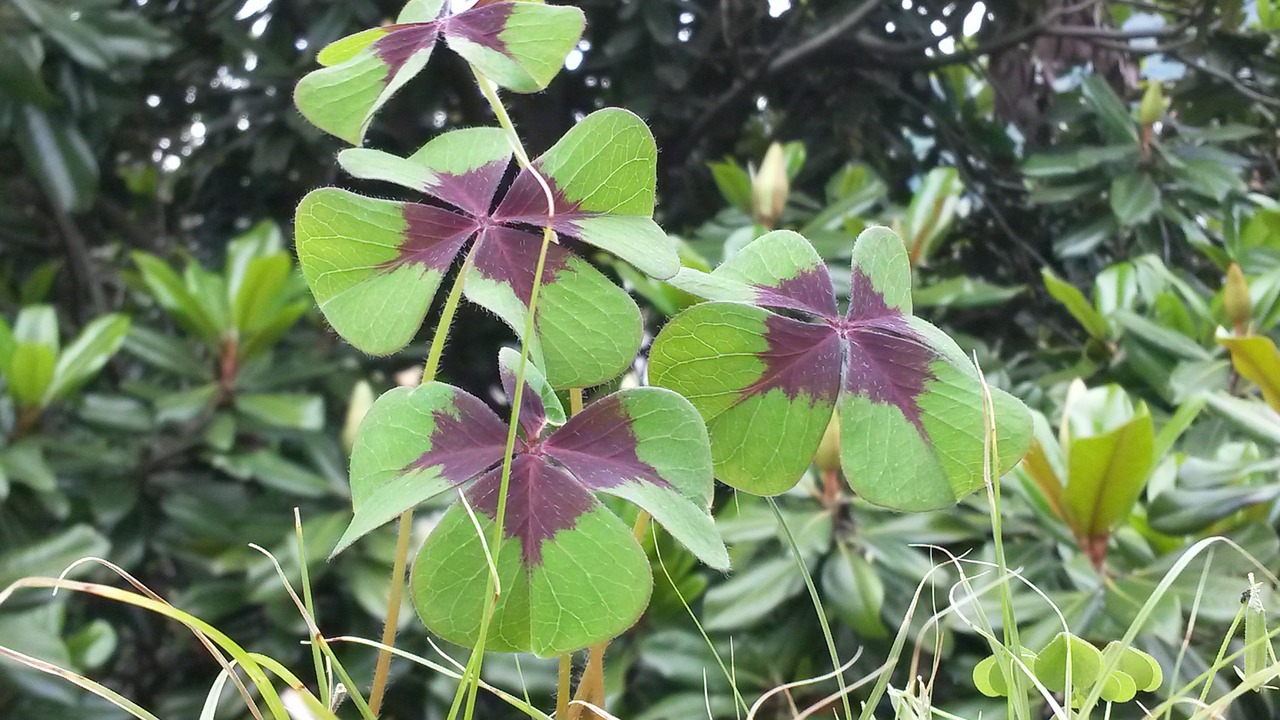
(295, 0, 585, 144)
(649, 227, 1033, 508)
(334, 355, 725, 654)
(294, 109, 677, 388)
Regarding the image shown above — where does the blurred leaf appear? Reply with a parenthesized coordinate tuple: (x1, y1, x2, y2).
(1148, 485, 1280, 534)
(1218, 334, 1280, 411)
(1206, 393, 1280, 445)
(8, 343, 57, 407)
(702, 556, 803, 631)
(913, 276, 1022, 309)
(1114, 311, 1211, 361)
(902, 167, 961, 264)
(235, 392, 324, 431)
(15, 106, 98, 213)
(0, 442, 55, 492)
(1109, 173, 1160, 226)
(1043, 269, 1110, 340)
(132, 252, 220, 344)
(0, 525, 109, 589)
(210, 450, 334, 498)
(1172, 158, 1244, 202)
(123, 325, 210, 379)
(708, 159, 752, 214)
(822, 544, 887, 638)
(46, 313, 129, 401)
(1064, 407, 1154, 540)
(1081, 75, 1138, 143)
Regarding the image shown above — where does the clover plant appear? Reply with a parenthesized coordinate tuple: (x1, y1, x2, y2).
(291, 0, 1034, 712)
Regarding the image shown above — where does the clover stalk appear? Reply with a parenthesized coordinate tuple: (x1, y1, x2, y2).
(448, 67, 560, 720)
(368, 248, 477, 716)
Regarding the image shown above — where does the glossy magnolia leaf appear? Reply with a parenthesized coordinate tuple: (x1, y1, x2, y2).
(0, 315, 14, 370)
(133, 252, 221, 344)
(235, 393, 325, 431)
(45, 314, 130, 402)
(16, 106, 98, 213)
(412, 455, 651, 656)
(651, 226, 1033, 507)
(1147, 484, 1280, 535)
(8, 343, 56, 408)
(295, 1, 584, 143)
(1043, 269, 1110, 341)
(822, 544, 887, 638)
(463, 226, 642, 389)
(1109, 172, 1160, 226)
(1063, 407, 1154, 541)
(1219, 333, 1280, 412)
(13, 305, 58, 352)
(334, 382, 508, 556)
(1034, 632, 1102, 693)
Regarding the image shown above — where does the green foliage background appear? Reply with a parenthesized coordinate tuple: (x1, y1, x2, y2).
(1, 0, 1280, 718)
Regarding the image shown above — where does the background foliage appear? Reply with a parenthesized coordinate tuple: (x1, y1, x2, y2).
(1, 0, 1280, 717)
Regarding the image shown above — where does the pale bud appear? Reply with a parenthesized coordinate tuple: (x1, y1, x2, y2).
(751, 142, 789, 229)
(1225, 263, 1251, 335)
(342, 380, 374, 454)
(1139, 82, 1165, 125)
(815, 413, 841, 473)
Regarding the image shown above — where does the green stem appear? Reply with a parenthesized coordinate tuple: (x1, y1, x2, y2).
(369, 248, 474, 716)
(977, 367, 1031, 720)
(449, 68, 558, 720)
(768, 499, 853, 720)
(296, 511, 330, 710)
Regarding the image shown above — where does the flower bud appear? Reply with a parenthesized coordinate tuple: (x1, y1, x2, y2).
(751, 142, 789, 229)
(815, 413, 841, 473)
(1225, 262, 1251, 335)
(342, 380, 375, 454)
(1139, 82, 1165, 125)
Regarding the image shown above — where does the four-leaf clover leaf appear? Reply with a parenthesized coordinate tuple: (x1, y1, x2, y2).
(295, 108, 678, 388)
(296, 0, 586, 144)
(649, 227, 1033, 508)
(336, 349, 727, 655)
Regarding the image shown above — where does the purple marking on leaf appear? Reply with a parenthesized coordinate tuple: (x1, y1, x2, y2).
(393, 203, 480, 270)
(440, 2, 515, 54)
(842, 318, 936, 431)
(500, 359, 547, 440)
(750, 314, 843, 405)
(544, 395, 669, 491)
(846, 267, 896, 322)
(373, 23, 440, 73)
(753, 266, 838, 319)
(425, 158, 508, 218)
(472, 225, 571, 305)
(467, 454, 596, 565)
(490, 167, 585, 226)
(407, 389, 508, 483)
